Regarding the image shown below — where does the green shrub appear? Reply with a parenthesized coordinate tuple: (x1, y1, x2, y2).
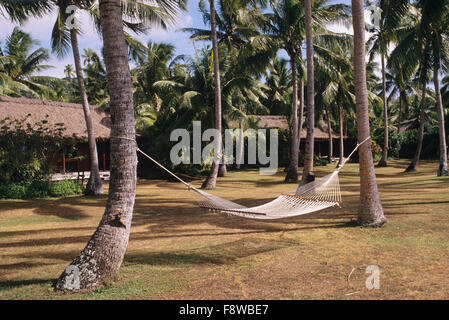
(25, 180, 46, 198)
(373, 153, 382, 162)
(49, 180, 83, 197)
(0, 180, 83, 199)
(0, 183, 27, 199)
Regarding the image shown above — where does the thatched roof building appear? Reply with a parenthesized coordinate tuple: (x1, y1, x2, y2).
(0, 96, 111, 140)
(249, 115, 344, 140)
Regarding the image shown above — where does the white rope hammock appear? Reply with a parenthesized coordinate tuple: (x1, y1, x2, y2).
(131, 137, 370, 220)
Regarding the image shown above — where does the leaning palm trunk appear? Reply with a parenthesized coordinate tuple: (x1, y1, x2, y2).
(338, 103, 344, 165)
(70, 29, 104, 195)
(236, 120, 244, 169)
(285, 55, 299, 183)
(298, 78, 305, 149)
(405, 85, 426, 172)
(378, 54, 388, 167)
(298, 50, 305, 158)
(433, 67, 449, 176)
(218, 145, 227, 177)
(55, 0, 137, 292)
(301, 0, 315, 185)
(326, 107, 333, 162)
(352, 0, 386, 227)
(202, 0, 222, 189)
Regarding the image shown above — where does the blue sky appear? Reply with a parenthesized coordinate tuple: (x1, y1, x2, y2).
(0, 0, 352, 78)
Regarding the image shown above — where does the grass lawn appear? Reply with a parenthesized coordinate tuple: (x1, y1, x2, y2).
(0, 160, 448, 299)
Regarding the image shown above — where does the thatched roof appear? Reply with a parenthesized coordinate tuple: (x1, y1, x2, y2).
(0, 96, 111, 140)
(248, 115, 343, 140)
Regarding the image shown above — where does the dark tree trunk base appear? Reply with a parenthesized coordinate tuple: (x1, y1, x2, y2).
(358, 216, 387, 228)
(377, 159, 388, 167)
(284, 166, 298, 183)
(437, 164, 449, 176)
(300, 172, 315, 186)
(218, 164, 226, 177)
(84, 173, 104, 196)
(404, 163, 417, 173)
(202, 162, 218, 190)
(201, 179, 217, 190)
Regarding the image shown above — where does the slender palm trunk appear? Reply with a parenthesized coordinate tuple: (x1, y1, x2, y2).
(404, 92, 409, 118)
(434, 67, 449, 176)
(285, 54, 299, 182)
(298, 50, 305, 156)
(218, 146, 227, 177)
(405, 85, 426, 172)
(338, 103, 344, 165)
(378, 54, 388, 167)
(352, 0, 386, 227)
(398, 91, 408, 128)
(202, 0, 222, 189)
(70, 30, 103, 195)
(325, 107, 333, 162)
(398, 93, 402, 129)
(301, 0, 315, 185)
(236, 120, 244, 169)
(55, 0, 137, 292)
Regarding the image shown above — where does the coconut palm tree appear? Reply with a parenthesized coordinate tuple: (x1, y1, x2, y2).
(351, 0, 386, 227)
(263, 0, 350, 183)
(182, 0, 265, 52)
(404, 83, 434, 172)
(82, 48, 96, 66)
(389, 0, 449, 176)
(417, 0, 449, 176)
(263, 58, 292, 116)
(202, 0, 223, 189)
(302, 0, 315, 185)
(263, 0, 304, 183)
(0, 0, 52, 22)
(149, 45, 267, 176)
(0, 27, 54, 98)
(54, 0, 185, 194)
(367, 0, 409, 167)
(55, 0, 138, 292)
(83, 50, 109, 107)
(132, 42, 176, 111)
(385, 64, 417, 125)
(1, 0, 187, 194)
(64, 64, 75, 83)
(316, 41, 354, 165)
(183, 0, 269, 178)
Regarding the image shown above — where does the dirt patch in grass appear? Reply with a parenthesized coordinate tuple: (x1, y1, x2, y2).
(0, 160, 448, 299)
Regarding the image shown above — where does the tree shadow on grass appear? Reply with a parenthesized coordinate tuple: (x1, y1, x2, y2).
(32, 204, 89, 221)
(0, 226, 94, 239)
(0, 196, 98, 221)
(0, 235, 91, 248)
(124, 237, 298, 267)
(0, 262, 53, 272)
(0, 278, 52, 291)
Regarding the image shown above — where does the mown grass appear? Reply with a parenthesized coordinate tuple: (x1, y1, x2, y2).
(0, 160, 448, 299)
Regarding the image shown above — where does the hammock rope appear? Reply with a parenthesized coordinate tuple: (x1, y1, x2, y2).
(114, 135, 370, 220)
